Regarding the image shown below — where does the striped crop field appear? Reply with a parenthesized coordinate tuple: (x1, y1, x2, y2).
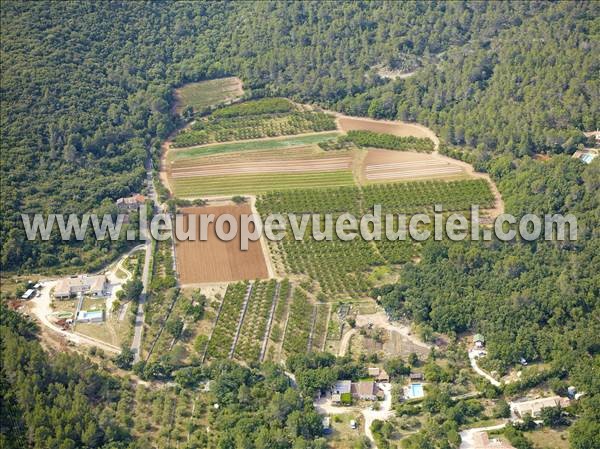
(172, 170, 355, 197)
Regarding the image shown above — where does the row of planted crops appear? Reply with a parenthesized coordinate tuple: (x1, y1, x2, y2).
(172, 95, 336, 147)
(233, 279, 278, 363)
(257, 179, 495, 296)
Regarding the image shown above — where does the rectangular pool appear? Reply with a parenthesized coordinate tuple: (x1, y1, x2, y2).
(408, 383, 424, 399)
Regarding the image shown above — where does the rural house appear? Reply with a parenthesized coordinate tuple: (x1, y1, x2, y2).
(511, 396, 570, 419)
(351, 381, 383, 401)
(54, 275, 107, 299)
(116, 193, 146, 210)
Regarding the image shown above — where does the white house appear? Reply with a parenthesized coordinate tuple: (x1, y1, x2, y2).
(54, 275, 107, 299)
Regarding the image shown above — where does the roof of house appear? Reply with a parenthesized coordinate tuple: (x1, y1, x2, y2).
(512, 396, 570, 416)
(352, 381, 377, 397)
(21, 289, 36, 299)
(472, 431, 516, 449)
(54, 279, 72, 296)
(333, 380, 351, 394)
(55, 275, 106, 296)
(410, 372, 424, 380)
(117, 194, 146, 205)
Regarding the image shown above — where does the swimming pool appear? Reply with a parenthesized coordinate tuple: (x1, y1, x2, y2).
(407, 383, 424, 399)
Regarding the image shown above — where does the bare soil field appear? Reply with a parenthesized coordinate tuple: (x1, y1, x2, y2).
(361, 149, 466, 182)
(175, 205, 269, 284)
(336, 114, 439, 149)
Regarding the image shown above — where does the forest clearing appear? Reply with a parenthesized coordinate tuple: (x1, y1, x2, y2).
(173, 76, 244, 114)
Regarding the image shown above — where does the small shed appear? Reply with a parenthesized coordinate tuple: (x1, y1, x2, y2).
(474, 334, 485, 348)
(409, 372, 424, 381)
(21, 289, 36, 300)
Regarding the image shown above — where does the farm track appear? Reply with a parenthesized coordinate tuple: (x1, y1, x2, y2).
(144, 288, 181, 363)
(278, 293, 293, 361)
(259, 282, 280, 362)
(201, 294, 226, 364)
(306, 304, 318, 352)
(228, 283, 253, 358)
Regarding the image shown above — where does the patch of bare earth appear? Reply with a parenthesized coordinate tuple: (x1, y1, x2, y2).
(361, 149, 467, 183)
(175, 204, 270, 285)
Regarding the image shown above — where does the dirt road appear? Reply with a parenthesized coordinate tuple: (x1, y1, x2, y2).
(469, 350, 501, 387)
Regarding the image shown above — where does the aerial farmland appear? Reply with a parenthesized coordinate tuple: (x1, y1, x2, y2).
(158, 78, 501, 369)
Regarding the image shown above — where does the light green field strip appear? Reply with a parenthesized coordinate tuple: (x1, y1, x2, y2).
(172, 170, 355, 196)
(170, 132, 341, 160)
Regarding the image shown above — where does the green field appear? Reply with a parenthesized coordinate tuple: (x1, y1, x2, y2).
(172, 170, 355, 196)
(174, 77, 243, 113)
(170, 132, 341, 160)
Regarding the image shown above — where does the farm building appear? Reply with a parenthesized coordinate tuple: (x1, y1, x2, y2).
(116, 193, 146, 210)
(572, 149, 598, 164)
(76, 310, 104, 323)
(332, 380, 352, 395)
(54, 275, 107, 299)
(368, 367, 390, 382)
(21, 289, 36, 300)
(409, 372, 424, 382)
(511, 396, 570, 419)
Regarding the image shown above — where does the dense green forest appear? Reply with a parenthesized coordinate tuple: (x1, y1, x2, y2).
(1, 1, 597, 271)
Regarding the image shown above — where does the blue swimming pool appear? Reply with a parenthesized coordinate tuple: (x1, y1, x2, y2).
(408, 383, 424, 398)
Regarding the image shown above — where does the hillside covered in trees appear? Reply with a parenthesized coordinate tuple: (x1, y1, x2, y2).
(1, 2, 599, 448)
(1, 1, 597, 271)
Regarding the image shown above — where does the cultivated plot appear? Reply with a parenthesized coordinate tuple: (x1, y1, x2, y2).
(362, 149, 467, 182)
(175, 205, 269, 284)
(174, 77, 243, 114)
(337, 114, 439, 147)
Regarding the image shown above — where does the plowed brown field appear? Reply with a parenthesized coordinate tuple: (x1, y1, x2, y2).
(362, 149, 466, 182)
(175, 205, 269, 284)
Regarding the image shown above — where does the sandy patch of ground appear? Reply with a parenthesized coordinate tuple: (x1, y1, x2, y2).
(175, 203, 271, 284)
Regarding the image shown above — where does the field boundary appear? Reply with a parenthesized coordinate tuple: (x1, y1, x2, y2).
(259, 282, 280, 362)
(228, 282, 253, 358)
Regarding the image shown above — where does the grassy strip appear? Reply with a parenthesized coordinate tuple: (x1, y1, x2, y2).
(171, 132, 341, 160)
